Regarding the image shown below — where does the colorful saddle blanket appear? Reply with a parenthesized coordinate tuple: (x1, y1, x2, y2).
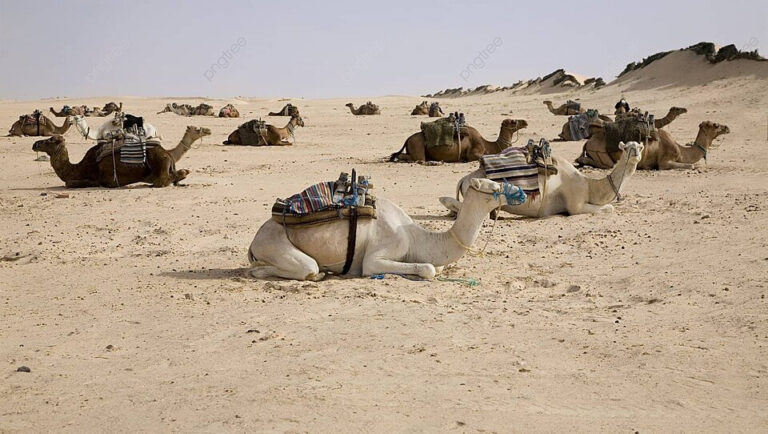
(96, 134, 160, 166)
(480, 147, 541, 196)
(271, 180, 376, 227)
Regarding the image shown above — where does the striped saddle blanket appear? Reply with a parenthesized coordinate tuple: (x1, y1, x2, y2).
(271, 181, 376, 227)
(96, 134, 160, 166)
(480, 147, 540, 196)
(21, 111, 45, 126)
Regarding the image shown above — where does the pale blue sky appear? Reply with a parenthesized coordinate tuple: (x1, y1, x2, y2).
(1, 0, 766, 99)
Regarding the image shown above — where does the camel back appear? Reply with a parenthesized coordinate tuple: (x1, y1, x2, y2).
(566, 100, 581, 111)
(362, 101, 379, 113)
(603, 111, 656, 152)
(480, 147, 541, 197)
(429, 102, 443, 117)
(96, 132, 161, 166)
(568, 109, 601, 140)
(420, 117, 469, 148)
(20, 111, 46, 127)
(236, 119, 269, 145)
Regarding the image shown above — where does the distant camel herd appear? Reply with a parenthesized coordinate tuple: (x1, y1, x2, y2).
(5, 95, 730, 280)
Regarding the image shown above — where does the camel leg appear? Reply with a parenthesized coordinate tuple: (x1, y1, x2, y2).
(660, 161, 694, 170)
(568, 203, 614, 215)
(362, 254, 436, 279)
(147, 154, 175, 187)
(248, 222, 324, 281)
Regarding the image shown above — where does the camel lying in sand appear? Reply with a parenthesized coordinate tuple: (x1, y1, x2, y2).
(223, 114, 304, 146)
(218, 104, 240, 118)
(346, 102, 380, 115)
(248, 178, 523, 281)
(544, 100, 585, 116)
(411, 101, 444, 117)
(441, 141, 644, 218)
(49, 105, 100, 117)
(575, 121, 729, 170)
(558, 107, 688, 141)
(389, 119, 528, 163)
(32, 126, 211, 188)
(8, 112, 72, 136)
(72, 114, 162, 140)
(157, 103, 215, 116)
(268, 104, 299, 116)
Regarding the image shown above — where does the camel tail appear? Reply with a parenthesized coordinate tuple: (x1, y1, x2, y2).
(388, 142, 407, 162)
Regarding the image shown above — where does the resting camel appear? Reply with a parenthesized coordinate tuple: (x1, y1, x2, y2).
(219, 104, 240, 118)
(441, 141, 644, 218)
(248, 178, 523, 281)
(72, 114, 162, 140)
(346, 102, 380, 115)
(389, 119, 528, 163)
(8, 113, 72, 136)
(49, 105, 97, 117)
(575, 121, 729, 170)
(411, 101, 429, 115)
(268, 104, 299, 116)
(557, 107, 688, 141)
(223, 114, 304, 146)
(31, 126, 211, 188)
(544, 100, 585, 116)
(157, 103, 215, 116)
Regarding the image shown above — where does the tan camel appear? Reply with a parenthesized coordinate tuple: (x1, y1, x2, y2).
(411, 101, 429, 115)
(346, 102, 380, 115)
(441, 141, 644, 217)
(389, 119, 528, 163)
(31, 126, 211, 188)
(223, 114, 304, 146)
(544, 100, 585, 116)
(248, 178, 523, 281)
(49, 105, 96, 117)
(575, 121, 729, 170)
(158, 103, 215, 116)
(8, 113, 72, 136)
(558, 107, 688, 141)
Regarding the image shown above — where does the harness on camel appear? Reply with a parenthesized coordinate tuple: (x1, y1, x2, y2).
(578, 110, 654, 167)
(236, 119, 269, 145)
(20, 110, 45, 135)
(271, 169, 376, 275)
(95, 114, 161, 186)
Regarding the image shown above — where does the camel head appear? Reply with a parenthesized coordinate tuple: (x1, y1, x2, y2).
(442, 178, 526, 215)
(345, 103, 354, 108)
(699, 121, 730, 144)
(501, 119, 528, 132)
(72, 115, 88, 135)
(669, 107, 688, 116)
(291, 114, 305, 127)
(183, 126, 212, 141)
(32, 135, 66, 155)
(618, 141, 644, 164)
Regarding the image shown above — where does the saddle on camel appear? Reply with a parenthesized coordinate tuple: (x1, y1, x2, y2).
(269, 170, 376, 275)
(479, 138, 558, 198)
(577, 109, 656, 168)
(16, 110, 46, 136)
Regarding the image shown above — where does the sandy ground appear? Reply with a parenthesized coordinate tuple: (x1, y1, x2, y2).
(1, 75, 767, 432)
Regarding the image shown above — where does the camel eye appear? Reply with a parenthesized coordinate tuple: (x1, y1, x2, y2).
(713, 123, 719, 128)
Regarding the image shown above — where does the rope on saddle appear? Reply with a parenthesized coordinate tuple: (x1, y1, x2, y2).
(342, 207, 358, 275)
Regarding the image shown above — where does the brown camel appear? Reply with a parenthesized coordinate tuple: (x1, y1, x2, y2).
(218, 104, 240, 118)
(49, 105, 94, 117)
(558, 107, 688, 141)
(32, 126, 211, 188)
(389, 119, 528, 163)
(8, 112, 72, 136)
(346, 102, 380, 115)
(544, 100, 585, 116)
(575, 121, 729, 170)
(268, 104, 299, 116)
(223, 114, 305, 146)
(411, 101, 429, 115)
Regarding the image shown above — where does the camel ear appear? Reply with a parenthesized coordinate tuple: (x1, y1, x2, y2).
(439, 197, 461, 213)
(618, 141, 626, 151)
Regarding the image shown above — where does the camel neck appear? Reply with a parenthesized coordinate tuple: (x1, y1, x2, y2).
(587, 154, 636, 205)
(167, 132, 197, 162)
(678, 128, 711, 164)
(406, 191, 496, 267)
(48, 145, 79, 182)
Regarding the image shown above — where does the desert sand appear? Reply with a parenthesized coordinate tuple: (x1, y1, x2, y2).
(1, 52, 767, 432)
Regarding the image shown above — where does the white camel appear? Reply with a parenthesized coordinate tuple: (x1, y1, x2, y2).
(72, 114, 162, 140)
(248, 178, 524, 281)
(440, 141, 643, 217)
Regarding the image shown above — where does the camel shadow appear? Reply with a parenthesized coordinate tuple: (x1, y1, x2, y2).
(161, 267, 252, 280)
